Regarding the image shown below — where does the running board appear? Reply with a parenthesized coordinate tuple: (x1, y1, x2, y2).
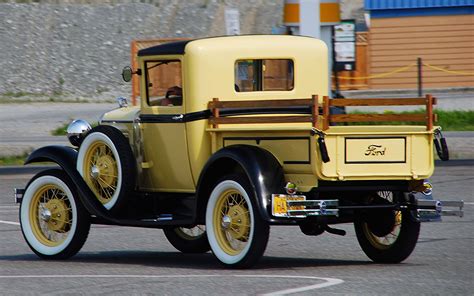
(90, 214, 195, 228)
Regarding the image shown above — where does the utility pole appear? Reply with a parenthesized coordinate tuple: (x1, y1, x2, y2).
(299, 0, 320, 39)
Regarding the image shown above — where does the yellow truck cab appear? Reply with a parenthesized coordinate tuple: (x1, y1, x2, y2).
(17, 35, 463, 268)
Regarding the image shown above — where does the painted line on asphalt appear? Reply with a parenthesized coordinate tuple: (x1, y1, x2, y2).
(463, 202, 474, 205)
(0, 220, 20, 226)
(250, 275, 344, 295)
(0, 274, 344, 293)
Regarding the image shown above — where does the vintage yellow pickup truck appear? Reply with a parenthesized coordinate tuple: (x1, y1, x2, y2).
(16, 35, 462, 268)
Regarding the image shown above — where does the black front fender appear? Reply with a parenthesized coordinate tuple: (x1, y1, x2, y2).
(197, 145, 286, 222)
(25, 145, 122, 224)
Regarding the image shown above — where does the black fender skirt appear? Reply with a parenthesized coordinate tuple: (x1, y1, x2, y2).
(198, 145, 286, 223)
(25, 145, 169, 228)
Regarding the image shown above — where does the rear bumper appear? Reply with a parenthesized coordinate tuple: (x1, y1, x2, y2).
(271, 193, 464, 221)
(416, 199, 464, 221)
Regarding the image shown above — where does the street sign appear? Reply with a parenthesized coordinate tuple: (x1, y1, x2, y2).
(225, 8, 240, 35)
(333, 19, 356, 71)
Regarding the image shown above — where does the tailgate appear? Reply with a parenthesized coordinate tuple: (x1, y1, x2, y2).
(316, 126, 434, 180)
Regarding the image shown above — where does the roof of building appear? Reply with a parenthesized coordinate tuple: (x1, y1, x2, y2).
(365, 0, 474, 10)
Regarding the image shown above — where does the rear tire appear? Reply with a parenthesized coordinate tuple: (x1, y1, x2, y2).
(205, 174, 269, 268)
(163, 225, 210, 253)
(20, 169, 90, 259)
(354, 192, 420, 263)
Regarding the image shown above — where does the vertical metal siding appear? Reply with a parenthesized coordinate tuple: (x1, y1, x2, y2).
(365, 0, 474, 10)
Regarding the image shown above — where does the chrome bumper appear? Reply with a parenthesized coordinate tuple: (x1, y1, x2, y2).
(271, 194, 464, 221)
(14, 188, 24, 204)
(416, 199, 464, 221)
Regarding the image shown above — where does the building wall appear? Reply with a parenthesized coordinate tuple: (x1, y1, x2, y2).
(369, 14, 474, 89)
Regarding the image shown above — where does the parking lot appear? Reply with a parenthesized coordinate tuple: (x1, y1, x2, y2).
(0, 163, 472, 295)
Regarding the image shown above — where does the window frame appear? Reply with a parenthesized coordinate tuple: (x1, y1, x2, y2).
(144, 59, 183, 107)
(234, 58, 295, 92)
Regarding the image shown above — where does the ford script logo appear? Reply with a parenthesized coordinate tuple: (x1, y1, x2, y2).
(365, 144, 386, 156)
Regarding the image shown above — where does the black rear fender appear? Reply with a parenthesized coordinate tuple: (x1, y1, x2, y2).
(196, 145, 285, 222)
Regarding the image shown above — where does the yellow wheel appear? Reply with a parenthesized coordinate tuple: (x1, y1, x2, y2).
(20, 169, 90, 259)
(361, 211, 402, 250)
(82, 140, 119, 205)
(206, 175, 269, 268)
(354, 191, 420, 263)
(213, 189, 251, 255)
(77, 125, 136, 212)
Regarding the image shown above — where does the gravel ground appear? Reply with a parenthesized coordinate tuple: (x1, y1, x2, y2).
(0, 1, 283, 100)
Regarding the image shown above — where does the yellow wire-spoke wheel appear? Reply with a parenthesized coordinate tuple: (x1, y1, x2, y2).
(213, 189, 251, 256)
(175, 225, 206, 240)
(29, 184, 73, 247)
(163, 225, 211, 253)
(362, 211, 402, 250)
(83, 141, 118, 205)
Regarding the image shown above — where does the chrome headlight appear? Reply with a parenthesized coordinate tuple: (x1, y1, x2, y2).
(67, 119, 91, 147)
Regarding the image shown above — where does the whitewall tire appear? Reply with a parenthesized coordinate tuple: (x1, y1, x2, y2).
(77, 125, 135, 212)
(20, 169, 90, 259)
(205, 175, 269, 268)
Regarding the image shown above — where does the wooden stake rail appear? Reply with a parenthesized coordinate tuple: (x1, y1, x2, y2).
(208, 94, 436, 131)
(208, 95, 319, 128)
(323, 94, 437, 131)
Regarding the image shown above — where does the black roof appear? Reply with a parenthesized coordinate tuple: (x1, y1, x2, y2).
(137, 40, 192, 56)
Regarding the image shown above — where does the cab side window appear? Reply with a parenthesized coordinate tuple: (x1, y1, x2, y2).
(145, 60, 182, 106)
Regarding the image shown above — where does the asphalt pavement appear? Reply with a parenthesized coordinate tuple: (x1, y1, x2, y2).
(0, 164, 472, 295)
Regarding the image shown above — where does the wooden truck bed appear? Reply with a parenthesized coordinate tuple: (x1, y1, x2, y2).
(207, 95, 438, 181)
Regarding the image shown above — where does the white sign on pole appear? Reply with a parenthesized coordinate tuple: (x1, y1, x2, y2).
(225, 8, 240, 35)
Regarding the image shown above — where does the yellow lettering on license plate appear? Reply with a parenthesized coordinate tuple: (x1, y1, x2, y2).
(273, 194, 306, 216)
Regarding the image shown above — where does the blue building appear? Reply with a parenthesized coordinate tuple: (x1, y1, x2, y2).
(364, 0, 474, 89)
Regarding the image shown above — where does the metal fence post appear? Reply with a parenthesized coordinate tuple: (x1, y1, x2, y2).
(417, 57, 423, 97)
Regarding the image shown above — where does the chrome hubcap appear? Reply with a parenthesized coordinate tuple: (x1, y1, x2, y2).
(90, 165, 100, 180)
(221, 215, 231, 229)
(40, 208, 52, 222)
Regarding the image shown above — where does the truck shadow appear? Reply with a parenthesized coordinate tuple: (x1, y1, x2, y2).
(0, 251, 376, 270)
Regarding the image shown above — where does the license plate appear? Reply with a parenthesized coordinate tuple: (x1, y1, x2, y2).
(272, 194, 306, 217)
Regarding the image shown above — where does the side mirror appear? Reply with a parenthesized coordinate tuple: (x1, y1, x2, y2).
(121, 66, 133, 82)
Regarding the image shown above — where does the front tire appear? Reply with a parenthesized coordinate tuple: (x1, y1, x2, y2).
(20, 169, 90, 259)
(354, 192, 420, 263)
(163, 225, 210, 253)
(205, 175, 269, 268)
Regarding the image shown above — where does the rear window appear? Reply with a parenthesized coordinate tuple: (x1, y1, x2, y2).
(235, 59, 294, 92)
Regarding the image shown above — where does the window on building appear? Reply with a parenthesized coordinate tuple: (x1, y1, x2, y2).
(145, 60, 182, 106)
(235, 59, 294, 92)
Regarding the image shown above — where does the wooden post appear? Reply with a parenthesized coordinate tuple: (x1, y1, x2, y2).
(323, 95, 330, 130)
(311, 95, 318, 129)
(212, 98, 220, 128)
(130, 40, 138, 106)
(426, 94, 433, 130)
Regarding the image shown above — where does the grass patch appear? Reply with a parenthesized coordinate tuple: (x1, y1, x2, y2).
(347, 109, 474, 131)
(51, 121, 98, 136)
(0, 152, 29, 166)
